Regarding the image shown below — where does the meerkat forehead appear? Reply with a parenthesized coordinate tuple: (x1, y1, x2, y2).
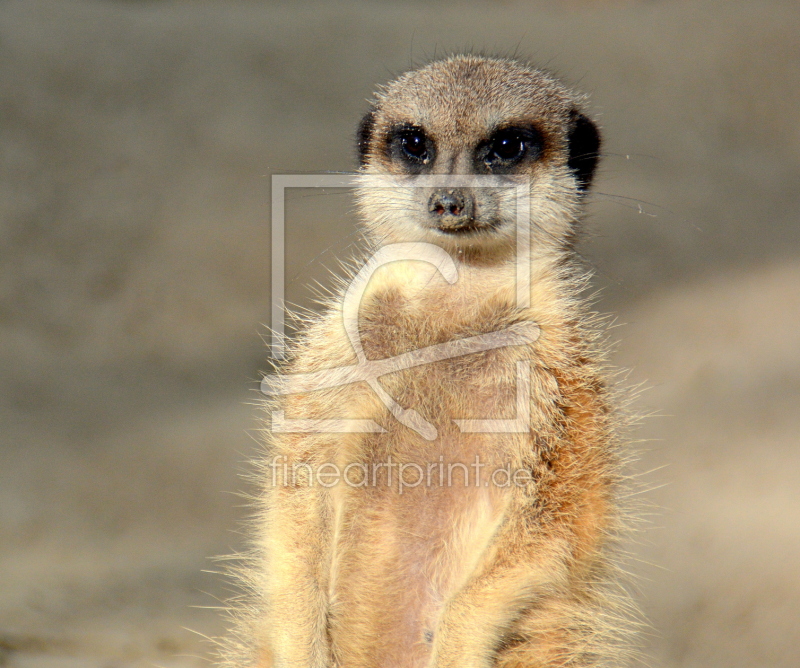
(357, 55, 600, 194)
(370, 56, 579, 152)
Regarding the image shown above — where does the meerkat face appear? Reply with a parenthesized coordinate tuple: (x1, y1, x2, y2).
(354, 56, 600, 259)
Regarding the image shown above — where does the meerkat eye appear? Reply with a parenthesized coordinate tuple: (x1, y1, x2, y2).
(480, 126, 543, 170)
(490, 130, 526, 161)
(386, 124, 435, 170)
(398, 129, 430, 162)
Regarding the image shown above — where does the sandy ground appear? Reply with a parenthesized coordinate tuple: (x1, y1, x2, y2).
(0, 1, 798, 666)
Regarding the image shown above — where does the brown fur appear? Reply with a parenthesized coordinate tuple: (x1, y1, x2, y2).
(217, 56, 639, 668)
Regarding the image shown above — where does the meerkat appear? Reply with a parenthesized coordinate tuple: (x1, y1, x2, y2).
(219, 55, 639, 668)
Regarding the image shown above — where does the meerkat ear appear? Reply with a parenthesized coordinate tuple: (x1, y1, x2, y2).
(356, 107, 377, 166)
(567, 111, 601, 192)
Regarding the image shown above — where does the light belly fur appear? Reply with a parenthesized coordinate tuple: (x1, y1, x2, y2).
(329, 456, 509, 668)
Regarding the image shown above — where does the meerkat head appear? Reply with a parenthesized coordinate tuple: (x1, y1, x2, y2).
(354, 55, 600, 261)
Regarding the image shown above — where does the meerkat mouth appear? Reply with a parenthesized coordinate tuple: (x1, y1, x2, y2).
(436, 224, 484, 235)
(433, 219, 499, 235)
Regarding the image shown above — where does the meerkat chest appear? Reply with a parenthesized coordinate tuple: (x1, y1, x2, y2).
(321, 256, 546, 663)
(357, 277, 526, 444)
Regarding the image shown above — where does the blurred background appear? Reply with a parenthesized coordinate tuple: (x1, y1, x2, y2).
(1, 1, 798, 666)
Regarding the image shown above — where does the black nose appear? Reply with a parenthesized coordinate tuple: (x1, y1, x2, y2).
(427, 189, 474, 228)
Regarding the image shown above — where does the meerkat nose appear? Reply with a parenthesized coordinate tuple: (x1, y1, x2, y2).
(428, 188, 475, 228)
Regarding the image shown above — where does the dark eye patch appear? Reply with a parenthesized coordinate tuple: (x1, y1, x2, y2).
(385, 124, 435, 172)
(476, 125, 544, 173)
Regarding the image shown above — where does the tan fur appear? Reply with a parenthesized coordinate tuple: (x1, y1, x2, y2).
(218, 56, 640, 668)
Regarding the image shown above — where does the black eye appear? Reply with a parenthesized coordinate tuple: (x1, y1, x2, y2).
(490, 130, 526, 162)
(480, 126, 542, 171)
(399, 129, 429, 162)
(386, 125, 435, 172)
